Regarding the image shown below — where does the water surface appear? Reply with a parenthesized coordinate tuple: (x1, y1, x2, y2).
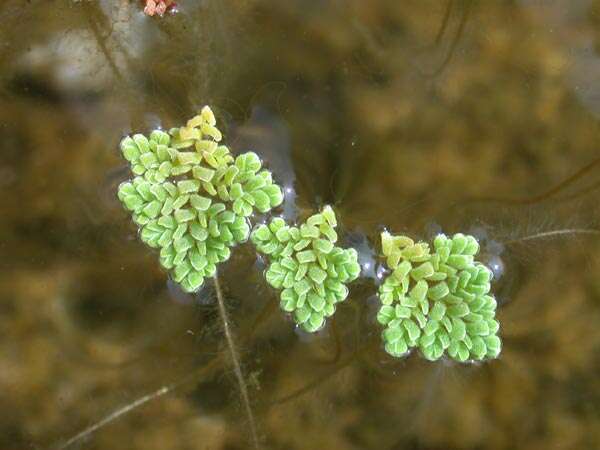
(2, 1, 600, 449)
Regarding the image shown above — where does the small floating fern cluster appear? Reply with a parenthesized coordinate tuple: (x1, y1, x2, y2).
(116, 106, 503, 362)
(251, 206, 361, 332)
(117, 106, 283, 292)
(377, 232, 501, 362)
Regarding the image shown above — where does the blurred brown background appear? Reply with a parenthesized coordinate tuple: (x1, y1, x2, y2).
(2, 1, 600, 449)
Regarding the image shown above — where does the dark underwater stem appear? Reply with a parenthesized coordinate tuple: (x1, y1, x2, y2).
(213, 273, 261, 450)
(462, 156, 600, 206)
(434, 0, 455, 45)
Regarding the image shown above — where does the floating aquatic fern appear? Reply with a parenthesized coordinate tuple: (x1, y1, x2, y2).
(117, 106, 284, 292)
(251, 206, 361, 332)
(377, 232, 501, 362)
(115, 105, 502, 359)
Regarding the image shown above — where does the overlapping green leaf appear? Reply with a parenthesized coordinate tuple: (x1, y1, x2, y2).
(377, 232, 501, 362)
(117, 106, 284, 292)
(251, 206, 361, 332)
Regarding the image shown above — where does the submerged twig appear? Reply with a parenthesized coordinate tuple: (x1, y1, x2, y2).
(213, 274, 261, 450)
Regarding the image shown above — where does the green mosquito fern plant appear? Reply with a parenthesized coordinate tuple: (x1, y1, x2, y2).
(117, 106, 284, 292)
(251, 206, 361, 332)
(116, 106, 286, 448)
(377, 232, 501, 362)
(116, 105, 502, 360)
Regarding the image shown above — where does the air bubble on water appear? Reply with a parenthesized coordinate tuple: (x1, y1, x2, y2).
(464, 223, 506, 282)
(487, 254, 505, 281)
(478, 235, 506, 283)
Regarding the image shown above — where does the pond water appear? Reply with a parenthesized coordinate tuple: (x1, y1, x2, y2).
(2, 1, 600, 449)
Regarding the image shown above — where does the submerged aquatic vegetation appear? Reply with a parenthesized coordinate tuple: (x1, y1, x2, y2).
(117, 106, 284, 292)
(251, 206, 361, 332)
(377, 232, 501, 362)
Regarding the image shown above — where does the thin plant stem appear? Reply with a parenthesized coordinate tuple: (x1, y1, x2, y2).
(270, 352, 356, 406)
(554, 178, 600, 203)
(56, 375, 193, 450)
(434, 0, 455, 45)
(269, 336, 379, 407)
(55, 355, 227, 449)
(463, 156, 600, 206)
(504, 228, 600, 245)
(213, 273, 261, 450)
(423, 0, 472, 77)
(55, 295, 278, 449)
